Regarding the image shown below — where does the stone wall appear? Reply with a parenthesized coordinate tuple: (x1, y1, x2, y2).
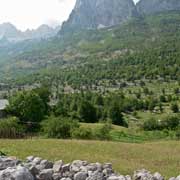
(0, 156, 179, 180)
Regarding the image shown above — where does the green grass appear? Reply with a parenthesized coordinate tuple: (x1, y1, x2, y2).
(0, 139, 180, 178)
(80, 123, 173, 143)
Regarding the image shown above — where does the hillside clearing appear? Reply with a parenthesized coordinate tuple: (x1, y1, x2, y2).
(0, 139, 179, 178)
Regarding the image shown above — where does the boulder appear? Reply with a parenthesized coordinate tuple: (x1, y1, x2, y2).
(61, 163, 70, 173)
(153, 172, 164, 180)
(0, 157, 20, 170)
(86, 171, 104, 180)
(52, 172, 62, 180)
(37, 169, 53, 180)
(53, 160, 63, 173)
(32, 157, 42, 165)
(26, 156, 35, 162)
(133, 169, 153, 180)
(0, 166, 34, 180)
(74, 171, 88, 180)
(108, 175, 126, 180)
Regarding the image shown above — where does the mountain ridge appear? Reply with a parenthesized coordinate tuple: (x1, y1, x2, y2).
(0, 11, 180, 85)
(61, 0, 180, 33)
(0, 23, 61, 42)
(137, 0, 180, 15)
(61, 0, 138, 33)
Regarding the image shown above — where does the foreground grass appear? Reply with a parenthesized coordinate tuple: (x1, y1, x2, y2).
(0, 139, 180, 178)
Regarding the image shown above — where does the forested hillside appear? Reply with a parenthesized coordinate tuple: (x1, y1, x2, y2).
(0, 11, 179, 87)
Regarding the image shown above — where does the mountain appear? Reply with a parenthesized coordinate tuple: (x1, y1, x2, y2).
(0, 23, 61, 42)
(0, 23, 22, 42)
(137, 0, 180, 15)
(0, 1, 180, 86)
(61, 0, 138, 32)
(0, 11, 180, 86)
(0, 36, 10, 47)
(23, 25, 61, 40)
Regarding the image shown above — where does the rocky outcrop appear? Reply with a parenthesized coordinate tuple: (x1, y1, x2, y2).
(0, 156, 179, 180)
(137, 0, 180, 15)
(61, 0, 138, 32)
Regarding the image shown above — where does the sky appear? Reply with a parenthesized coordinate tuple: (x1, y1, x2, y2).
(0, 0, 139, 31)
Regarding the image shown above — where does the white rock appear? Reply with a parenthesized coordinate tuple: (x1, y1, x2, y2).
(0, 166, 34, 180)
(53, 160, 63, 173)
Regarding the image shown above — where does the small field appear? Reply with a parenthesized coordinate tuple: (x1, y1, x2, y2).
(0, 139, 180, 178)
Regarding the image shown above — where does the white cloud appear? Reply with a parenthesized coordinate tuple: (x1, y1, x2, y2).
(0, 0, 76, 31)
(0, 0, 139, 31)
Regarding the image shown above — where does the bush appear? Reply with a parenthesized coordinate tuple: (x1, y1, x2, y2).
(162, 115, 180, 130)
(171, 103, 179, 113)
(95, 122, 112, 140)
(41, 116, 79, 138)
(143, 118, 160, 131)
(175, 127, 180, 140)
(78, 100, 97, 123)
(108, 104, 128, 127)
(0, 117, 24, 138)
(72, 127, 94, 140)
(143, 115, 180, 131)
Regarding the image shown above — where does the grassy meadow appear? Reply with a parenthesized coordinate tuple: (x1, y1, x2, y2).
(0, 139, 180, 178)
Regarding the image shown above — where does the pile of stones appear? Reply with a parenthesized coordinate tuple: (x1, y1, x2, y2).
(0, 156, 179, 180)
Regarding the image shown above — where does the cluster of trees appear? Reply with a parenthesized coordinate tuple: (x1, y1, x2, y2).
(4, 84, 180, 139)
(6, 87, 50, 132)
(4, 87, 128, 139)
(54, 92, 130, 127)
(41, 116, 112, 140)
(143, 115, 180, 131)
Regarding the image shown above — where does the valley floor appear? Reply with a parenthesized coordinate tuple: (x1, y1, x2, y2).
(0, 139, 180, 178)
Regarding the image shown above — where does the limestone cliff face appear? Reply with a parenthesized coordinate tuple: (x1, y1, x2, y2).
(61, 0, 138, 31)
(137, 0, 180, 15)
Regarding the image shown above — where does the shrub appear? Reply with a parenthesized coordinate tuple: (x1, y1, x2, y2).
(95, 122, 112, 140)
(175, 127, 180, 140)
(72, 127, 93, 140)
(143, 118, 160, 131)
(143, 115, 180, 131)
(0, 117, 24, 138)
(108, 104, 128, 127)
(171, 103, 179, 113)
(41, 116, 79, 138)
(162, 115, 180, 130)
(78, 100, 97, 123)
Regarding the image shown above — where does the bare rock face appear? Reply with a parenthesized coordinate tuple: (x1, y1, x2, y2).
(61, 0, 138, 32)
(137, 0, 180, 15)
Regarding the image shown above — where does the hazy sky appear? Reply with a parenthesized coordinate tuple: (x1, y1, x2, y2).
(0, 0, 140, 31)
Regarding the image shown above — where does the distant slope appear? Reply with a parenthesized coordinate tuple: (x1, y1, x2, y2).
(0, 23, 61, 42)
(0, 11, 180, 86)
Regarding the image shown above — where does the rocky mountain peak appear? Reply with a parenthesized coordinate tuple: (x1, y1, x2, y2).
(137, 0, 180, 15)
(61, 0, 138, 32)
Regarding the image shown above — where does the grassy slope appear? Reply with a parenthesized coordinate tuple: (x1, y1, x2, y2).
(0, 139, 180, 178)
